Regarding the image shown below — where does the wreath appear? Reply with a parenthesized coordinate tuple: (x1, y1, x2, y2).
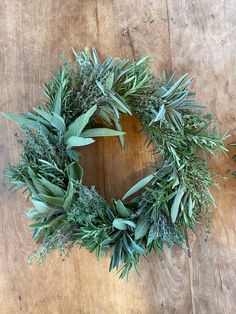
(4, 48, 227, 278)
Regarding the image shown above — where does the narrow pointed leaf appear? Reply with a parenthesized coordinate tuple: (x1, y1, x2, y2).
(64, 105, 97, 140)
(171, 184, 186, 223)
(122, 173, 156, 200)
(81, 128, 125, 138)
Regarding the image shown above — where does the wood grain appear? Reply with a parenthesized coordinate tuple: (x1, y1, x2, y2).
(0, 0, 235, 313)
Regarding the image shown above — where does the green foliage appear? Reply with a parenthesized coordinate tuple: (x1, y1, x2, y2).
(4, 48, 227, 279)
(231, 143, 236, 176)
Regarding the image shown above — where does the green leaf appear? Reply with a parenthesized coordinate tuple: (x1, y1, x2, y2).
(135, 217, 150, 240)
(110, 238, 123, 270)
(122, 173, 156, 200)
(66, 136, 95, 147)
(67, 162, 83, 182)
(109, 93, 132, 115)
(101, 231, 122, 247)
(171, 184, 186, 223)
(28, 168, 48, 195)
(64, 105, 97, 140)
(54, 87, 62, 115)
(188, 194, 195, 218)
(33, 108, 66, 133)
(147, 224, 158, 246)
(115, 200, 132, 218)
(38, 194, 64, 207)
(106, 72, 114, 90)
(31, 198, 51, 213)
(39, 177, 65, 197)
(149, 104, 166, 125)
(81, 128, 125, 138)
(113, 218, 136, 230)
(63, 182, 74, 211)
(162, 73, 188, 98)
(127, 234, 145, 254)
(3, 113, 49, 135)
(114, 119, 125, 149)
(122, 234, 133, 254)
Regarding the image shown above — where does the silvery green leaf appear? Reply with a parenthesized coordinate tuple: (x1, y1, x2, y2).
(81, 128, 125, 138)
(188, 195, 195, 218)
(39, 177, 65, 197)
(114, 119, 125, 149)
(66, 148, 81, 161)
(109, 93, 132, 115)
(122, 234, 132, 254)
(3, 113, 49, 135)
(66, 136, 95, 147)
(110, 238, 122, 270)
(21, 112, 51, 127)
(115, 200, 131, 218)
(96, 81, 106, 95)
(171, 184, 186, 223)
(28, 168, 48, 195)
(64, 105, 97, 140)
(31, 198, 51, 213)
(63, 182, 74, 211)
(149, 104, 166, 125)
(38, 194, 64, 207)
(135, 217, 150, 240)
(147, 224, 158, 246)
(122, 172, 156, 200)
(54, 87, 62, 115)
(113, 218, 136, 230)
(92, 48, 100, 64)
(67, 162, 83, 182)
(127, 234, 145, 254)
(33, 108, 65, 133)
(162, 73, 188, 98)
(106, 72, 114, 90)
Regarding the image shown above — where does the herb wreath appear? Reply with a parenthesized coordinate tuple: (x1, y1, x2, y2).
(4, 48, 227, 278)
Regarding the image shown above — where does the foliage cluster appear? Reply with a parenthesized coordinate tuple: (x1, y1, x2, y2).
(4, 48, 227, 278)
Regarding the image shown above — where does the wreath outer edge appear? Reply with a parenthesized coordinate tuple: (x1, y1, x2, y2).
(3, 48, 227, 278)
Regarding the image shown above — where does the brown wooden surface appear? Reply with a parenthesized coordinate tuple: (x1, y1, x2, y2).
(0, 1, 236, 313)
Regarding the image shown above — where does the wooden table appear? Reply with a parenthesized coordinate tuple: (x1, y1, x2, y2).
(0, 1, 235, 313)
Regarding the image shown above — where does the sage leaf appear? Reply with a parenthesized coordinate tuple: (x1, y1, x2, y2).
(110, 238, 122, 270)
(38, 194, 64, 207)
(39, 177, 65, 197)
(63, 182, 74, 211)
(122, 172, 156, 200)
(64, 105, 97, 140)
(171, 184, 186, 223)
(135, 217, 150, 240)
(67, 162, 83, 182)
(147, 224, 158, 246)
(81, 128, 125, 138)
(66, 136, 95, 147)
(115, 200, 132, 218)
(113, 218, 136, 230)
(105, 72, 114, 90)
(127, 234, 145, 254)
(3, 113, 49, 135)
